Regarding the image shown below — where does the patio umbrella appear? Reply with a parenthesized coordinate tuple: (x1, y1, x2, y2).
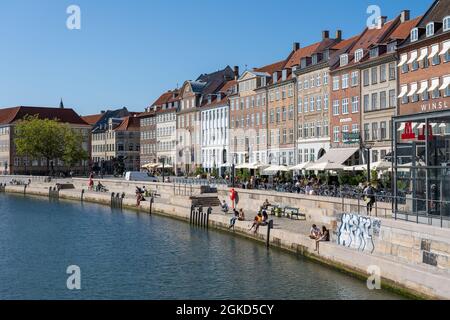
(371, 160, 392, 171)
(289, 162, 314, 171)
(344, 165, 366, 171)
(307, 161, 346, 171)
(263, 165, 289, 174)
(141, 163, 158, 169)
(157, 164, 173, 169)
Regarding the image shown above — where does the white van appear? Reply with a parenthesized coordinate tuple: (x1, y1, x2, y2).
(124, 172, 158, 182)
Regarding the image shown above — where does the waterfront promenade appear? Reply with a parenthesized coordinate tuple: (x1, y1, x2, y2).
(2, 176, 450, 299)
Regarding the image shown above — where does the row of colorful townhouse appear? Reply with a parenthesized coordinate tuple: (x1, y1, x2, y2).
(139, 0, 449, 177)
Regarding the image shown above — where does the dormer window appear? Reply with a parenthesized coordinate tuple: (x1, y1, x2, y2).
(282, 69, 287, 81)
(370, 47, 379, 58)
(426, 22, 435, 37)
(444, 16, 450, 32)
(323, 50, 330, 61)
(354, 49, 364, 63)
(411, 28, 419, 42)
(300, 58, 307, 68)
(387, 41, 397, 53)
(312, 54, 318, 65)
(273, 72, 278, 84)
(340, 54, 349, 66)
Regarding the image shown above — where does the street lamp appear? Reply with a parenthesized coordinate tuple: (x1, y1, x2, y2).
(159, 156, 166, 183)
(231, 153, 237, 187)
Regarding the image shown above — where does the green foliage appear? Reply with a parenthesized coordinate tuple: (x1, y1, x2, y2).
(397, 179, 408, 191)
(194, 165, 204, 176)
(237, 169, 250, 181)
(14, 115, 87, 173)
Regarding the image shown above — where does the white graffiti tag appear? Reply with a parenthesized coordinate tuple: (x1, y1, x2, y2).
(337, 213, 380, 253)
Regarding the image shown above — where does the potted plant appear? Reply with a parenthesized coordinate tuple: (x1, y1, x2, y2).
(275, 207, 283, 218)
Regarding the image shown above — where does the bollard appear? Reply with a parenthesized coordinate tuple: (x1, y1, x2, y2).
(149, 196, 154, 215)
(24, 185, 27, 195)
(206, 207, 212, 229)
(266, 220, 274, 248)
(81, 189, 85, 202)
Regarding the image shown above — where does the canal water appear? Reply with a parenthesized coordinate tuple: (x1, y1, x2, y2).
(0, 193, 403, 300)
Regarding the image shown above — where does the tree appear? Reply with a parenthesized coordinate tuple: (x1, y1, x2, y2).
(62, 126, 89, 169)
(14, 115, 87, 174)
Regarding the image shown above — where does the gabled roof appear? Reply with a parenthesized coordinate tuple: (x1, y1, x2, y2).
(389, 16, 422, 40)
(254, 59, 287, 75)
(401, 0, 449, 46)
(285, 42, 322, 68)
(115, 116, 140, 132)
(0, 106, 89, 126)
(82, 114, 103, 125)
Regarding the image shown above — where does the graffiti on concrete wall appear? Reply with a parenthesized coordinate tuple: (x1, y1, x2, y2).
(337, 213, 381, 254)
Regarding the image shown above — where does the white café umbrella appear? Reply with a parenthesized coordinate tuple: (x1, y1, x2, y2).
(263, 165, 289, 174)
(289, 162, 314, 171)
(344, 165, 366, 171)
(141, 163, 158, 169)
(371, 160, 392, 171)
(307, 161, 346, 171)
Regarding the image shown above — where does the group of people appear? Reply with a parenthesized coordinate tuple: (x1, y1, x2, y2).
(309, 224, 330, 253)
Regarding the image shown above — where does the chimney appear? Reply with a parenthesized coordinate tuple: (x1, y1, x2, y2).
(335, 30, 342, 41)
(101, 110, 106, 114)
(379, 16, 387, 27)
(322, 30, 330, 40)
(233, 66, 240, 80)
(400, 10, 410, 23)
(293, 42, 300, 51)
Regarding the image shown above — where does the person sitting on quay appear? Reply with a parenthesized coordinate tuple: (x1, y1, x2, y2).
(238, 208, 245, 221)
(135, 186, 144, 206)
(228, 209, 240, 230)
(309, 224, 321, 240)
(249, 212, 263, 234)
(262, 199, 271, 210)
(96, 181, 106, 192)
(315, 226, 330, 253)
(221, 200, 229, 214)
(261, 210, 269, 226)
(142, 186, 149, 197)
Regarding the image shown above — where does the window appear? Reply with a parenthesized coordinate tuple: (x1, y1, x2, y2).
(387, 41, 397, 53)
(354, 49, 364, 62)
(316, 74, 321, 87)
(342, 74, 349, 89)
(276, 108, 281, 122)
(298, 149, 303, 163)
(342, 125, 349, 142)
(389, 62, 396, 80)
(352, 96, 359, 113)
(401, 85, 409, 104)
(432, 44, 441, 65)
(372, 122, 378, 140)
(340, 54, 348, 66)
(363, 70, 370, 86)
(380, 64, 386, 82)
(310, 97, 315, 112)
(288, 105, 294, 120)
(371, 93, 378, 110)
(324, 120, 329, 136)
(410, 28, 419, 42)
(389, 89, 396, 107)
(270, 109, 274, 123)
(324, 94, 329, 111)
(316, 122, 321, 137)
(371, 67, 378, 84)
(332, 76, 340, 90)
(364, 124, 370, 141)
(298, 98, 302, 113)
(298, 124, 303, 139)
(426, 22, 434, 37)
(304, 97, 308, 113)
(282, 106, 287, 121)
(372, 150, 379, 163)
(342, 98, 349, 114)
(370, 47, 379, 58)
(333, 127, 340, 142)
(380, 121, 387, 140)
(316, 96, 322, 111)
(443, 41, 450, 62)
(444, 16, 450, 32)
(333, 100, 339, 115)
(380, 91, 387, 109)
(352, 124, 359, 134)
(351, 71, 359, 86)
(323, 73, 329, 85)
(364, 94, 370, 112)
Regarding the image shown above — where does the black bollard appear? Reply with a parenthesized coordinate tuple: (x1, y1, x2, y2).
(81, 189, 85, 202)
(266, 220, 274, 249)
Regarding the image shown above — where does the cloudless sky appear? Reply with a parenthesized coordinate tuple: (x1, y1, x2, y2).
(0, 0, 431, 115)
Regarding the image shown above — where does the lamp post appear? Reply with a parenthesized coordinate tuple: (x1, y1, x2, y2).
(231, 153, 237, 187)
(159, 156, 166, 183)
(359, 135, 372, 185)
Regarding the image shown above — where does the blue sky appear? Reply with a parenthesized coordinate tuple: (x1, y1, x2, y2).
(0, 0, 431, 115)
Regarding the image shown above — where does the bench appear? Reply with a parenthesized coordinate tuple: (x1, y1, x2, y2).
(284, 206, 306, 220)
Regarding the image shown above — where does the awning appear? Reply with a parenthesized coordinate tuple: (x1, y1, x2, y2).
(397, 123, 406, 132)
(289, 162, 314, 171)
(308, 161, 346, 171)
(407, 50, 418, 64)
(398, 85, 408, 98)
(417, 81, 428, 94)
(398, 54, 408, 67)
(407, 83, 418, 97)
(315, 147, 359, 165)
(428, 45, 439, 60)
(439, 76, 450, 91)
(142, 163, 158, 169)
(439, 41, 450, 56)
(428, 78, 440, 92)
(263, 165, 289, 173)
(417, 48, 428, 62)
